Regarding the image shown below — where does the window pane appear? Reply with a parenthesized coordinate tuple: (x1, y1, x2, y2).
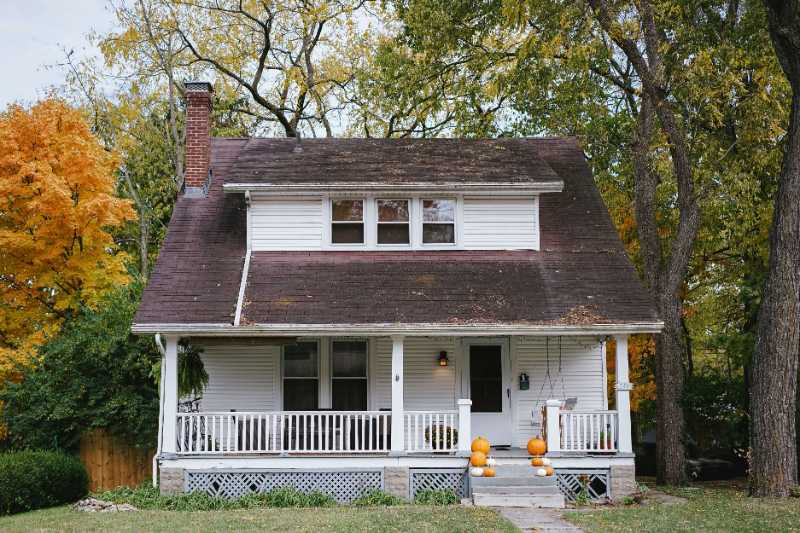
(332, 223, 364, 244)
(284, 379, 319, 410)
(332, 341, 367, 377)
(378, 224, 409, 244)
(283, 342, 318, 377)
(332, 379, 367, 410)
(423, 223, 455, 244)
(423, 199, 455, 222)
(332, 200, 363, 221)
(377, 200, 409, 222)
(470, 346, 502, 413)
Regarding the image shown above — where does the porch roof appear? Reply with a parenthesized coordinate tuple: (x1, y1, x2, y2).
(133, 137, 660, 333)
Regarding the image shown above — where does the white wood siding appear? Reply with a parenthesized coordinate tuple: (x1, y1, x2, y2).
(251, 197, 324, 251)
(196, 341, 279, 411)
(372, 337, 459, 410)
(462, 196, 539, 250)
(511, 337, 606, 447)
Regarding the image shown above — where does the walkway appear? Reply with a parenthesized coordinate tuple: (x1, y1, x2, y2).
(495, 507, 583, 533)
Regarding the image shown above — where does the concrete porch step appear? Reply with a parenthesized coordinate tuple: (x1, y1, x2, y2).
(471, 476, 556, 487)
(472, 485, 560, 496)
(472, 492, 565, 508)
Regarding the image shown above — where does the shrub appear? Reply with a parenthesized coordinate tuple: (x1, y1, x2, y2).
(98, 483, 336, 510)
(0, 451, 88, 515)
(413, 489, 458, 505)
(351, 489, 402, 506)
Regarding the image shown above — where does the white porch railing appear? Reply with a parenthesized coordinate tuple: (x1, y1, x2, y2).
(404, 411, 459, 453)
(176, 411, 391, 454)
(559, 410, 618, 453)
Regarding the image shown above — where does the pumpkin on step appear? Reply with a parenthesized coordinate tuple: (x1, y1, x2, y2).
(482, 467, 496, 477)
(471, 436, 491, 454)
(527, 437, 547, 456)
(470, 451, 487, 467)
(544, 466, 555, 476)
(531, 457, 544, 467)
(535, 468, 547, 477)
(541, 457, 552, 466)
(470, 467, 485, 477)
(485, 457, 497, 467)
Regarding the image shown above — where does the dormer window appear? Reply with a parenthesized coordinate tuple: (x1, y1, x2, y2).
(422, 199, 456, 244)
(377, 199, 410, 245)
(331, 199, 364, 244)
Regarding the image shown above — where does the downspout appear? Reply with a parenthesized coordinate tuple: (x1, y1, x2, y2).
(234, 190, 252, 326)
(153, 333, 167, 488)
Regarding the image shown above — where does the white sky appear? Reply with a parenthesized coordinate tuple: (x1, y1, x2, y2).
(0, 0, 115, 107)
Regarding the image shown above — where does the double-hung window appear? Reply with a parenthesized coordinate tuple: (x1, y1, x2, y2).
(282, 342, 319, 410)
(331, 341, 368, 410)
(331, 199, 364, 244)
(377, 199, 410, 245)
(422, 199, 456, 244)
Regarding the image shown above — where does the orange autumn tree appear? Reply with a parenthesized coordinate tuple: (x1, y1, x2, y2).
(0, 98, 135, 389)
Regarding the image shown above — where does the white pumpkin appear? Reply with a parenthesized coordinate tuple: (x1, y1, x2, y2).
(541, 458, 552, 466)
(470, 467, 485, 477)
(485, 457, 497, 467)
(535, 468, 547, 477)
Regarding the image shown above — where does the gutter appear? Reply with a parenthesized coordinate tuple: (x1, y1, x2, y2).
(223, 181, 565, 195)
(233, 249, 252, 326)
(132, 321, 665, 337)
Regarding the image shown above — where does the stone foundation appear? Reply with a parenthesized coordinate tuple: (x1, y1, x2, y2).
(384, 466, 410, 500)
(159, 467, 185, 495)
(609, 464, 637, 501)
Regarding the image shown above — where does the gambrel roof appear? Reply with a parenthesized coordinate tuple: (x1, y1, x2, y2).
(133, 137, 660, 333)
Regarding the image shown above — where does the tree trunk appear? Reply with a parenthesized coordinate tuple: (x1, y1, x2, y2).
(750, 0, 800, 498)
(656, 300, 689, 485)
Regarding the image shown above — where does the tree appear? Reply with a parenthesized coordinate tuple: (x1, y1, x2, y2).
(363, 0, 787, 485)
(0, 98, 134, 386)
(749, 0, 800, 497)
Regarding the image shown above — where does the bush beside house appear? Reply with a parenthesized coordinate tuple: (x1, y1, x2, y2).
(0, 451, 88, 515)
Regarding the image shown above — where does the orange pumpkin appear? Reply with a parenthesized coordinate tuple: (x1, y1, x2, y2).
(531, 457, 544, 467)
(544, 466, 555, 476)
(483, 467, 496, 477)
(471, 436, 491, 454)
(527, 437, 547, 456)
(470, 451, 487, 467)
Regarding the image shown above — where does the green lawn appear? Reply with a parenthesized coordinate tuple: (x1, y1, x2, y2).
(565, 485, 800, 533)
(0, 505, 516, 533)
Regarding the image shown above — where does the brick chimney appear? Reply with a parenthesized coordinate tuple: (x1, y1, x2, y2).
(184, 81, 213, 195)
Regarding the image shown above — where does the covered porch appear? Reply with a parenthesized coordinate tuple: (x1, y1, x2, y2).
(157, 334, 635, 459)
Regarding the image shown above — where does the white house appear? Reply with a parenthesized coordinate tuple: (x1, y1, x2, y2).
(132, 82, 662, 506)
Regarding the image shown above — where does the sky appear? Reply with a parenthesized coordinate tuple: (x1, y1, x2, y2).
(0, 0, 116, 107)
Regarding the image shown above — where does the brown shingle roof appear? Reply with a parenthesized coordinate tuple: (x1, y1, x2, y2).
(134, 136, 659, 328)
(226, 138, 562, 186)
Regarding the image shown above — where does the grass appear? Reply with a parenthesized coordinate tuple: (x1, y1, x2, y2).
(565, 483, 800, 533)
(0, 504, 516, 532)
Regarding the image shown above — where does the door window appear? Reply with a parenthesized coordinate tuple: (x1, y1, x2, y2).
(470, 345, 503, 413)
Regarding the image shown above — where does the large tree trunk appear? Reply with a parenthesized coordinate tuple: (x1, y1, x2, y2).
(750, 0, 800, 498)
(656, 302, 688, 485)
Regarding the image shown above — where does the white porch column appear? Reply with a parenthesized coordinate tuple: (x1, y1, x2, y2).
(457, 399, 472, 456)
(614, 335, 634, 454)
(545, 399, 561, 453)
(390, 336, 405, 454)
(161, 335, 180, 454)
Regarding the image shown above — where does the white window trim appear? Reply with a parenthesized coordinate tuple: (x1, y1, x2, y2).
(330, 198, 366, 246)
(324, 196, 463, 250)
(280, 340, 321, 410)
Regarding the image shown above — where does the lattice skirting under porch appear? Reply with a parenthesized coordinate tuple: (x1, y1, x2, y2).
(555, 469, 610, 502)
(409, 468, 469, 499)
(184, 469, 383, 502)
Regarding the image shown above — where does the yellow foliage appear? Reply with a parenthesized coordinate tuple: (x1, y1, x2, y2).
(0, 98, 135, 387)
(606, 335, 656, 412)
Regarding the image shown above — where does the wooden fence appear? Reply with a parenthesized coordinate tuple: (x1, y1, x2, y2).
(79, 429, 154, 491)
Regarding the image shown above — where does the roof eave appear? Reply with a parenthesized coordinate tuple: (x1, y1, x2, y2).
(222, 181, 565, 195)
(132, 321, 664, 337)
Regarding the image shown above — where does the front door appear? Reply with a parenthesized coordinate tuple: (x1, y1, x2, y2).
(468, 342, 512, 446)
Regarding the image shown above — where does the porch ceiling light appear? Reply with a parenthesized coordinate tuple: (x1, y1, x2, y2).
(438, 350, 449, 367)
